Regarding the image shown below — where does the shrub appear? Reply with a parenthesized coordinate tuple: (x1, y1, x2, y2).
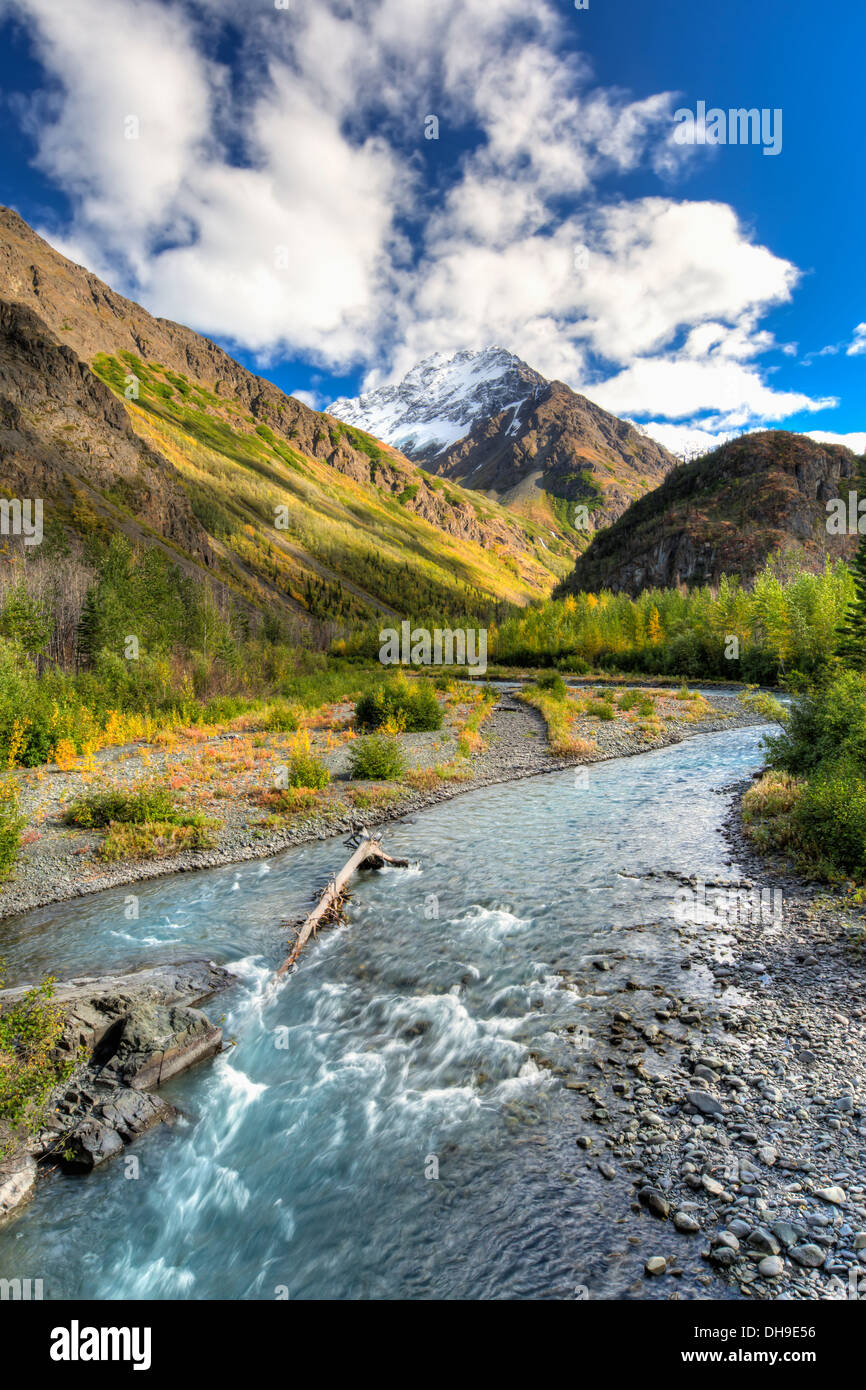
(560, 654, 589, 674)
(535, 671, 567, 700)
(767, 671, 866, 778)
(0, 970, 75, 1142)
(355, 676, 442, 732)
(796, 764, 866, 875)
(348, 734, 406, 780)
(585, 698, 615, 720)
(0, 785, 23, 882)
(262, 701, 300, 733)
(285, 732, 330, 789)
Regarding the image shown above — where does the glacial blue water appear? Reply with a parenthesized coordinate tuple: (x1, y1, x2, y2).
(0, 724, 768, 1300)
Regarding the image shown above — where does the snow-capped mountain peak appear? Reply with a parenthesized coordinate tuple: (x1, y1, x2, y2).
(326, 347, 547, 463)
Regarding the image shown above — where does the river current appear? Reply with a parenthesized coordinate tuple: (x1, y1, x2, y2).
(0, 724, 768, 1299)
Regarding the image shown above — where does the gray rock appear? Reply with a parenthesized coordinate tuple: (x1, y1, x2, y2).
(0, 1154, 37, 1222)
(713, 1231, 740, 1252)
(748, 1228, 781, 1256)
(62, 1119, 124, 1171)
(814, 1185, 846, 1205)
(789, 1244, 826, 1269)
(674, 1212, 700, 1233)
(709, 1245, 737, 1267)
(638, 1187, 670, 1220)
(701, 1174, 728, 1197)
(100, 1088, 175, 1141)
(759, 1256, 784, 1278)
(101, 1004, 222, 1089)
(687, 1090, 723, 1117)
(645, 1257, 667, 1276)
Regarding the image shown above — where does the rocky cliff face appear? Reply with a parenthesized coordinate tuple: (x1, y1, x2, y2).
(0, 298, 216, 567)
(564, 431, 862, 595)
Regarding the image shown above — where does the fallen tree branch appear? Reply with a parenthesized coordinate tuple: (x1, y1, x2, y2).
(275, 835, 410, 977)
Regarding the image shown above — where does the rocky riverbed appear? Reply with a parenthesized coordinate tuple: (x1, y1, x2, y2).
(540, 782, 866, 1301)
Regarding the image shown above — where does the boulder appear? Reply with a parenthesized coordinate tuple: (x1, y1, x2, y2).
(0, 1153, 37, 1221)
(100, 1004, 222, 1090)
(62, 1118, 124, 1171)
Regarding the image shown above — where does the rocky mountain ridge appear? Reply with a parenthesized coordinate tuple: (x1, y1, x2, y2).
(563, 431, 863, 595)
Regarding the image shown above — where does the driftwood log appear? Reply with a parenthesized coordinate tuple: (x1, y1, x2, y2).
(275, 834, 410, 977)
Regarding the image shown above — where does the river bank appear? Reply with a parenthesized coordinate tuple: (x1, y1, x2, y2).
(0, 689, 761, 922)
(0, 960, 232, 1222)
(548, 784, 866, 1301)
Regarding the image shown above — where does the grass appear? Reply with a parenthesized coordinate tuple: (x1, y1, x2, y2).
(62, 780, 222, 862)
(740, 770, 834, 875)
(519, 684, 596, 757)
(63, 784, 180, 828)
(98, 818, 220, 862)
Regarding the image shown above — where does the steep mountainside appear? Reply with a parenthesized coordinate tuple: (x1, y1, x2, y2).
(0, 208, 567, 623)
(563, 431, 862, 595)
(329, 348, 676, 551)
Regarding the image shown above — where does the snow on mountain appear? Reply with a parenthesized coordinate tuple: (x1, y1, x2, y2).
(326, 347, 547, 463)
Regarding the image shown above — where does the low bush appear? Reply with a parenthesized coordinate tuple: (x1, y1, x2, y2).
(355, 675, 442, 732)
(796, 763, 866, 876)
(261, 701, 300, 733)
(64, 784, 179, 828)
(535, 672, 567, 700)
(0, 970, 75, 1143)
(284, 732, 330, 789)
(98, 817, 220, 862)
(348, 734, 406, 780)
(584, 698, 615, 721)
(0, 785, 23, 882)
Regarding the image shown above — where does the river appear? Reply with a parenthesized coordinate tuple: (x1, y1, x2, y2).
(0, 723, 768, 1299)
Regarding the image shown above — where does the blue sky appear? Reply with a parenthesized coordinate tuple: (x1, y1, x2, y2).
(0, 0, 863, 455)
